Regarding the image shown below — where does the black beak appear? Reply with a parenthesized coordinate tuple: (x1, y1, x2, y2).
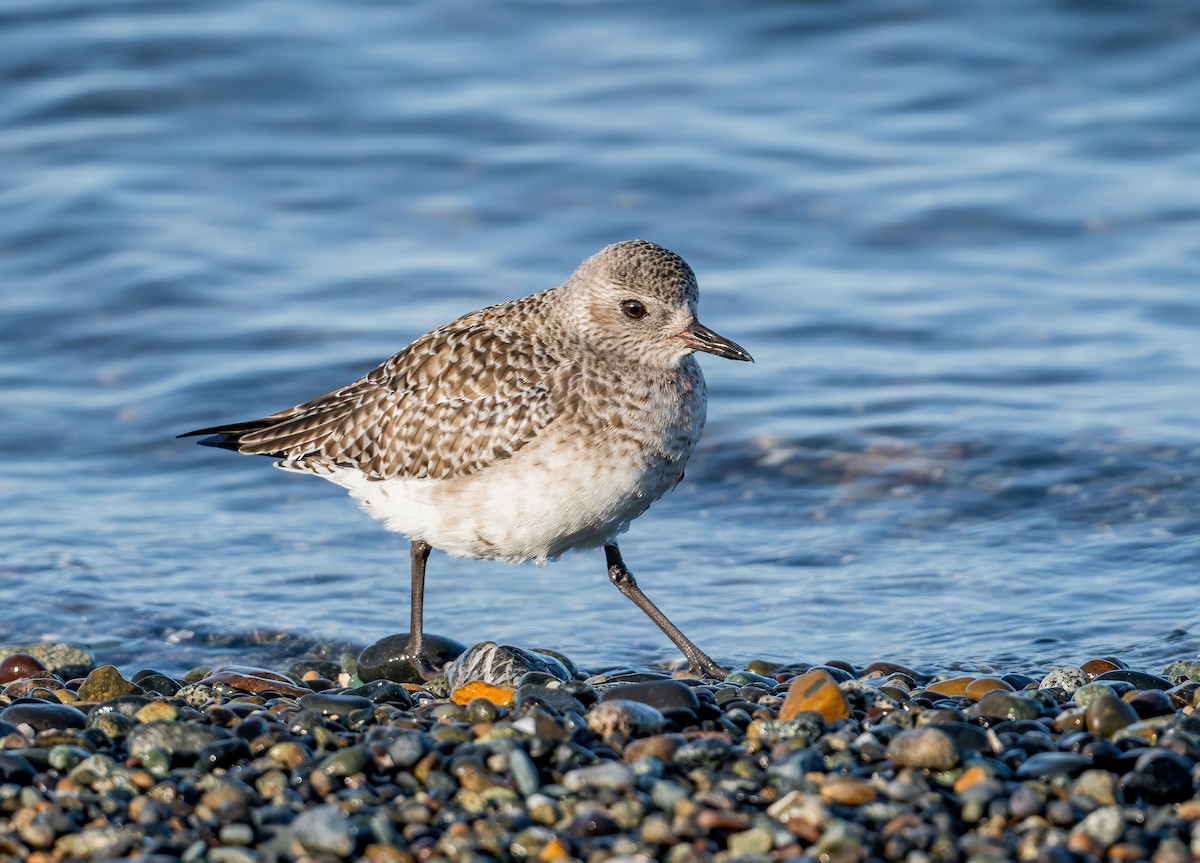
(681, 320, 754, 363)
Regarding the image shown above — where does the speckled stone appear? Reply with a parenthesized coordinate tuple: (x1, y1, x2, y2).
(887, 727, 960, 770)
(586, 699, 666, 739)
(1041, 666, 1088, 692)
(75, 665, 141, 702)
(445, 642, 571, 690)
(0, 642, 95, 679)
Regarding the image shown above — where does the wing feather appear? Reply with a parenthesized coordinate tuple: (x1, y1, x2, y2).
(181, 295, 567, 480)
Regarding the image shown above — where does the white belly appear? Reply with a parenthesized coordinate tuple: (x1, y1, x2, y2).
(282, 358, 708, 564)
(314, 430, 680, 564)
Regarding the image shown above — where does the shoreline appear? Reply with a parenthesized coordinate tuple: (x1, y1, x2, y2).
(1, 640, 1198, 861)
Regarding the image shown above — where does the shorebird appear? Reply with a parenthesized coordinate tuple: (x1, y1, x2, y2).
(181, 240, 752, 679)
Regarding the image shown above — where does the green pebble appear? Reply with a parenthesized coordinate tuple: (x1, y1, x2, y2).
(725, 670, 777, 688)
(318, 745, 371, 777)
(48, 745, 90, 771)
(141, 746, 173, 778)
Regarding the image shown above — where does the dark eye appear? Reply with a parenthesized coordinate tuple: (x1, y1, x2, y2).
(621, 300, 647, 320)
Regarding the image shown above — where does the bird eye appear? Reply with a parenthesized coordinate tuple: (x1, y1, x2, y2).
(621, 300, 647, 320)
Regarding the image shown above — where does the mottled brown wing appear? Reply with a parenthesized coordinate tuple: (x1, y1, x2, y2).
(198, 302, 566, 480)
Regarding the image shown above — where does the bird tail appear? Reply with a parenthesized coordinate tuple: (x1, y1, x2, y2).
(177, 419, 279, 454)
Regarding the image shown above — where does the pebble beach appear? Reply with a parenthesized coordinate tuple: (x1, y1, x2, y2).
(2, 639, 1200, 862)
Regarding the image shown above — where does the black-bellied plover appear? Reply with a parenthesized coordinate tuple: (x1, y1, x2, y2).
(181, 240, 752, 679)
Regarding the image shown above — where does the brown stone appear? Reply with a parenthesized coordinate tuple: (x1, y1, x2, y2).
(1081, 658, 1124, 680)
(623, 733, 684, 764)
(75, 666, 140, 702)
(964, 677, 1013, 701)
(197, 666, 310, 698)
(926, 676, 974, 697)
(1067, 831, 1106, 858)
(953, 765, 991, 793)
(820, 775, 877, 806)
(0, 654, 46, 684)
(696, 808, 751, 832)
(779, 669, 851, 723)
(1110, 843, 1150, 861)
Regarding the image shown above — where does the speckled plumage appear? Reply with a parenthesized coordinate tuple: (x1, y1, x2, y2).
(183, 240, 752, 677)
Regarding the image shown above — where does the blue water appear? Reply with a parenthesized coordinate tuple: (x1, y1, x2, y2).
(2, 1, 1199, 676)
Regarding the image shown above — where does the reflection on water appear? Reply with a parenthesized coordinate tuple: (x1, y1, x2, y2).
(1, 0, 1198, 674)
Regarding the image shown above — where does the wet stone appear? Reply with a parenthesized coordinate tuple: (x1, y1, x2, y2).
(887, 727, 961, 770)
(196, 666, 311, 698)
(1015, 751, 1093, 781)
(127, 721, 231, 760)
(1081, 658, 1127, 679)
(292, 803, 357, 857)
(75, 665, 141, 702)
(1093, 669, 1171, 691)
(0, 701, 87, 732)
(970, 690, 1041, 721)
(446, 642, 571, 691)
(563, 762, 635, 794)
(598, 678, 698, 711)
(357, 632, 467, 684)
(964, 677, 1013, 701)
(779, 668, 851, 723)
(0, 653, 47, 684)
(0, 752, 35, 785)
(1127, 688, 1174, 718)
(514, 684, 586, 714)
(296, 692, 373, 717)
(131, 669, 182, 696)
(343, 679, 413, 706)
(586, 699, 666, 739)
(1041, 666, 1087, 692)
(1086, 692, 1139, 738)
(0, 643, 95, 680)
(1162, 660, 1200, 685)
(1121, 749, 1195, 804)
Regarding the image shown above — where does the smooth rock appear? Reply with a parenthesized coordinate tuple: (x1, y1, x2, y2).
(1162, 660, 1200, 685)
(562, 762, 635, 793)
(1070, 805, 1124, 848)
(598, 679, 698, 711)
(127, 721, 231, 760)
(292, 803, 356, 857)
(964, 677, 1013, 701)
(0, 653, 46, 684)
(586, 700, 666, 738)
(0, 643, 94, 679)
(887, 727, 960, 770)
(970, 690, 1041, 721)
(1085, 692, 1138, 737)
(75, 665, 141, 701)
(0, 752, 35, 785)
(197, 665, 310, 697)
(1093, 669, 1171, 691)
(1120, 749, 1194, 804)
(1041, 667, 1087, 692)
(1015, 751, 1092, 781)
(779, 668, 851, 723)
(296, 693, 373, 718)
(0, 701, 87, 732)
(445, 642, 570, 690)
(357, 632, 467, 684)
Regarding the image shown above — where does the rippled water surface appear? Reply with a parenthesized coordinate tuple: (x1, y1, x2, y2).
(2, 1, 1199, 675)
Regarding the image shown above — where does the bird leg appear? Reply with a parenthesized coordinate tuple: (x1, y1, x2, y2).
(405, 540, 441, 680)
(604, 543, 729, 679)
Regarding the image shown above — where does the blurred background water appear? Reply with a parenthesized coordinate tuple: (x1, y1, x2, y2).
(1, 0, 1198, 676)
